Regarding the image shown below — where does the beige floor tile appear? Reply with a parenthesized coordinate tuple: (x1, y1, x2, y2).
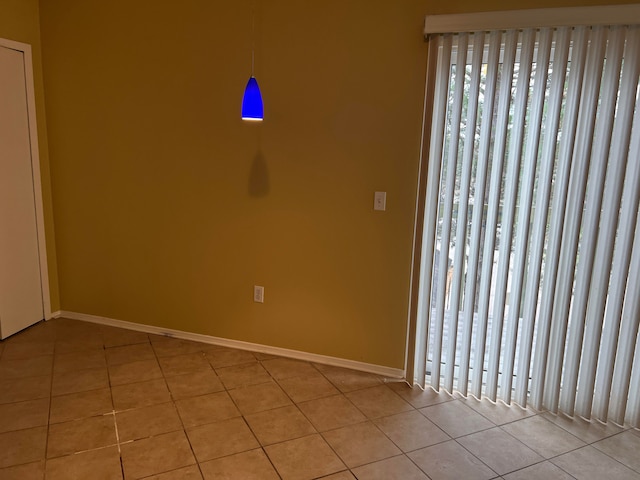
(45, 445, 122, 480)
(112, 378, 171, 410)
(502, 461, 575, 480)
(200, 448, 279, 480)
(542, 411, 624, 443)
(49, 388, 113, 424)
(551, 445, 640, 480)
(116, 402, 183, 441)
(0, 375, 51, 404)
(228, 381, 291, 415)
(502, 415, 586, 458)
(47, 414, 117, 458)
(458, 427, 544, 475)
(277, 371, 340, 403)
(387, 382, 455, 408)
(0, 426, 47, 468)
(206, 348, 257, 368)
(351, 455, 429, 479)
(461, 396, 537, 426)
(6, 319, 640, 480)
(374, 409, 450, 452)
(53, 318, 100, 335)
(54, 333, 104, 354)
(1, 341, 54, 359)
(159, 353, 212, 377)
(0, 460, 45, 480)
(408, 440, 497, 480)
(101, 327, 149, 347)
(320, 472, 356, 480)
(186, 417, 259, 462)
(165, 369, 224, 400)
(420, 400, 494, 437)
(53, 349, 107, 373)
(150, 338, 204, 358)
(121, 430, 195, 479)
(323, 421, 401, 468)
(298, 394, 366, 432)
(345, 385, 413, 419)
(143, 465, 203, 479)
(0, 398, 49, 433)
(108, 358, 163, 386)
(51, 367, 109, 396)
(265, 434, 345, 479)
(245, 405, 316, 445)
(216, 362, 271, 389)
(261, 358, 317, 379)
(0, 355, 53, 380)
(175, 391, 240, 427)
(593, 430, 640, 472)
(105, 343, 156, 366)
(7, 322, 55, 343)
(316, 365, 382, 393)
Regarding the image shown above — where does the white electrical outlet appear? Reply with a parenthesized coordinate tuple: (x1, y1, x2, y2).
(374, 191, 387, 211)
(254, 285, 264, 303)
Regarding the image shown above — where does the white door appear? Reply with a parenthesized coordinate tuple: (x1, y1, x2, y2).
(0, 43, 45, 339)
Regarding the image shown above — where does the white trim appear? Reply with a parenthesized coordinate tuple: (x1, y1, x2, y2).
(57, 311, 405, 378)
(424, 4, 640, 34)
(0, 38, 52, 321)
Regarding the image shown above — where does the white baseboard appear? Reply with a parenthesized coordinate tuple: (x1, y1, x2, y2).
(57, 310, 405, 379)
(50, 310, 62, 319)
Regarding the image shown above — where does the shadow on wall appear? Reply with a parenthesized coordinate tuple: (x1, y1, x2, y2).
(249, 150, 269, 197)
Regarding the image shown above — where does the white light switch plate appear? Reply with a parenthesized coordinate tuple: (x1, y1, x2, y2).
(254, 285, 264, 303)
(374, 191, 386, 211)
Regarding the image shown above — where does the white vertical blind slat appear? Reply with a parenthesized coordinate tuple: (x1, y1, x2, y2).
(468, 31, 502, 398)
(610, 215, 640, 424)
(475, 29, 518, 401)
(610, 63, 640, 425)
(434, 33, 468, 390)
(548, 26, 605, 415)
(535, 26, 589, 411)
(622, 203, 640, 427)
(430, 34, 458, 390)
(572, 27, 625, 418)
(437, 32, 468, 390)
(515, 27, 571, 407)
(445, 32, 485, 393)
(502, 28, 552, 403)
(487, 29, 535, 400)
(628, 314, 640, 426)
(421, 34, 453, 389)
(593, 28, 640, 420)
(412, 37, 449, 387)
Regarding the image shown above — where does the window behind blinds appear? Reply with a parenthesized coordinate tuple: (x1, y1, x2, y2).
(410, 24, 640, 427)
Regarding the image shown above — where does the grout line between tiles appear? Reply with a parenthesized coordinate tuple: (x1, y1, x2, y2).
(5, 319, 640, 479)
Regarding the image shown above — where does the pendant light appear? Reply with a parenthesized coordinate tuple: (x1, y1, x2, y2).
(241, 5, 263, 121)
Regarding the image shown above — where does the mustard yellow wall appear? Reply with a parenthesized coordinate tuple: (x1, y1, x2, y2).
(38, 0, 637, 369)
(0, 0, 60, 313)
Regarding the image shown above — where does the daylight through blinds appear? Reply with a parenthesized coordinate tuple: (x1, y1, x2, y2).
(411, 24, 640, 427)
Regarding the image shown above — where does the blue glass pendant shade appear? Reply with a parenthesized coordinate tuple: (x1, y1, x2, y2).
(242, 76, 264, 121)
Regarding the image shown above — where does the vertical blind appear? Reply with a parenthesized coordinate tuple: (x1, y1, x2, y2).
(409, 23, 640, 427)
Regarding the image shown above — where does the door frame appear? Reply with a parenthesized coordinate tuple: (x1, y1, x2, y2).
(0, 37, 51, 321)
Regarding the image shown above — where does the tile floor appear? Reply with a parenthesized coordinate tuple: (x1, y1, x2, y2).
(0, 318, 639, 479)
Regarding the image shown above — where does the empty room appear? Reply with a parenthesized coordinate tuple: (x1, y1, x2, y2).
(1, 0, 639, 479)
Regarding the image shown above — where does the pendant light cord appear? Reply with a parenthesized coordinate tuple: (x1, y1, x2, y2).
(251, 2, 256, 76)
